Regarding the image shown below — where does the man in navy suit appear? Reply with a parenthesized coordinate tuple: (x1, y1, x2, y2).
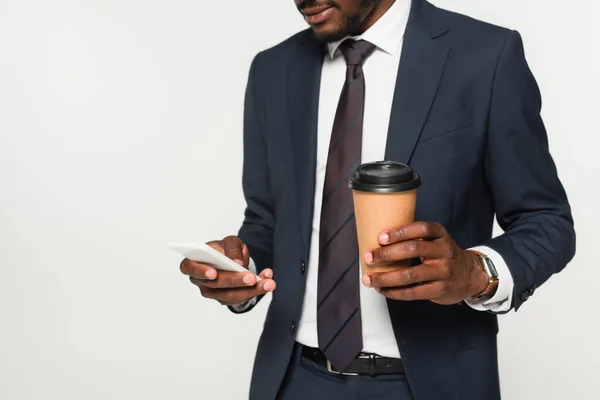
(179, 0, 576, 398)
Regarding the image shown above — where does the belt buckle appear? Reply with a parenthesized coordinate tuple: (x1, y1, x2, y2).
(327, 360, 359, 376)
(326, 360, 359, 376)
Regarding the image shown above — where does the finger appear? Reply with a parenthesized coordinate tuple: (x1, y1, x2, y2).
(258, 268, 274, 279)
(365, 240, 448, 265)
(377, 281, 446, 301)
(190, 270, 257, 289)
(364, 262, 451, 289)
(378, 222, 446, 245)
(241, 243, 250, 268)
(222, 236, 246, 266)
(200, 279, 277, 304)
(180, 259, 218, 280)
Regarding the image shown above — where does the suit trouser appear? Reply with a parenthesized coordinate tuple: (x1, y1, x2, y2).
(277, 343, 415, 400)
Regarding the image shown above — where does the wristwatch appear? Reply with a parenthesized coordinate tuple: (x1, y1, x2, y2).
(469, 250, 499, 299)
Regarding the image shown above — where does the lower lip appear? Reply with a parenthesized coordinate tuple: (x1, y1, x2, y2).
(305, 7, 334, 25)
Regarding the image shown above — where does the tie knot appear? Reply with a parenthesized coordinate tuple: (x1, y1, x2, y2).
(339, 40, 377, 66)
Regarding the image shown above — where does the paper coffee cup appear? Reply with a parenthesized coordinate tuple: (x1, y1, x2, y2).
(348, 161, 422, 274)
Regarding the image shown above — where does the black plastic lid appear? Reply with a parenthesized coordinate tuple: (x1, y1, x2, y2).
(348, 161, 421, 193)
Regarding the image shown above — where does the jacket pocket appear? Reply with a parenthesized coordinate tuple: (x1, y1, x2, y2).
(419, 103, 473, 143)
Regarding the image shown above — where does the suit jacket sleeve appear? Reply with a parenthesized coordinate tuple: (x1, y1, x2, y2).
(229, 53, 275, 314)
(483, 30, 576, 311)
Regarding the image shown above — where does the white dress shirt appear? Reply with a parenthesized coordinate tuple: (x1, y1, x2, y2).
(240, 0, 514, 358)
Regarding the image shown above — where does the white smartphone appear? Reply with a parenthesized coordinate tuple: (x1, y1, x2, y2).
(169, 242, 261, 281)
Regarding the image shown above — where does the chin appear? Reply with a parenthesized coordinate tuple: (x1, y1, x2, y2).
(311, 24, 349, 43)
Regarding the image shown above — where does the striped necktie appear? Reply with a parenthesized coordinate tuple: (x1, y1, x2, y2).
(317, 39, 377, 372)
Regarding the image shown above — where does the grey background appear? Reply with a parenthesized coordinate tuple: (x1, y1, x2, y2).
(0, 0, 598, 399)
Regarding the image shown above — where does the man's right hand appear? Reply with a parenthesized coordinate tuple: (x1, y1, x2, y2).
(179, 235, 276, 307)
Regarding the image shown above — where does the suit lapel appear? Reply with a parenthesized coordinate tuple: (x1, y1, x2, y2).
(288, 33, 325, 252)
(287, 1, 449, 249)
(385, 0, 450, 163)
(384, 3, 460, 393)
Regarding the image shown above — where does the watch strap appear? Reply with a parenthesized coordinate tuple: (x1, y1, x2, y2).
(468, 250, 499, 299)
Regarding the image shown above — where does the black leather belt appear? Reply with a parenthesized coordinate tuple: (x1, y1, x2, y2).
(300, 345, 405, 376)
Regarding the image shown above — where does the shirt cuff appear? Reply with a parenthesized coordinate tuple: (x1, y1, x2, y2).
(464, 246, 514, 313)
(230, 258, 258, 312)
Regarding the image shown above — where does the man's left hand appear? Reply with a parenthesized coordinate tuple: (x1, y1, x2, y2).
(362, 222, 490, 305)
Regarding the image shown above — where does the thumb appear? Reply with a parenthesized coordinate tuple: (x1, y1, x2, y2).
(206, 240, 225, 253)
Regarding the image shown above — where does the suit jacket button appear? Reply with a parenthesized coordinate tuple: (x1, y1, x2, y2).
(300, 261, 306, 274)
(290, 322, 296, 335)
(521, 292, 529, 302)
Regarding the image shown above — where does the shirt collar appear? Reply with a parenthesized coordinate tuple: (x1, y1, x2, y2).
(327, 0, 411, 59)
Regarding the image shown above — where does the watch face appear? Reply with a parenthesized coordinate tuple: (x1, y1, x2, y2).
(484, 257, 499, 280)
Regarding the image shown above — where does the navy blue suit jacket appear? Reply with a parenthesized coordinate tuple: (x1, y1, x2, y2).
(234, 1, 575, 399)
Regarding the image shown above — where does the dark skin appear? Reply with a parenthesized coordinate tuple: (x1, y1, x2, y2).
(180, 236, 276, 307)
(362, 222, 493, 305)
(181, 224, 492, 307)
(295, 0, 397, 43)
(181, 0, 495, 306)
